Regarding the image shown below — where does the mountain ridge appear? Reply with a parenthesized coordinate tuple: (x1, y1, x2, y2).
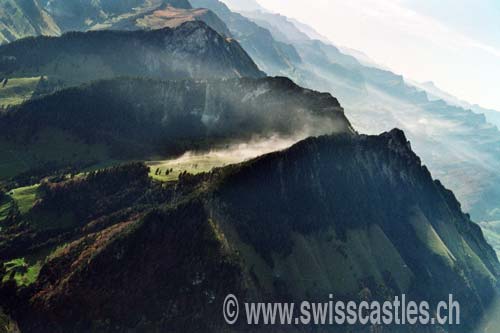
(217, 2, 500, 223)
(94, 5, 233, 38)
(191, 0, 302, 75)
(0, 76, 352, 181)
(0, 130, 497, 332)
(0, 20, 264, 86)
(1, 2, 499, 332)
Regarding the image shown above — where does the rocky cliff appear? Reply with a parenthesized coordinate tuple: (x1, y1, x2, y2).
(0, 0, 60, 45)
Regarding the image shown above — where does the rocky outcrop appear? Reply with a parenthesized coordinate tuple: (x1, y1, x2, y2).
(0, 0, 60, 45)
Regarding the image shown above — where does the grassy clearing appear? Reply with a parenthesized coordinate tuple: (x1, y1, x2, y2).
(0, 77, 40, 108)
(2, 258, 41, 287)
(8, 185, 77, 231)
(9, 184, 39, 214)
(147, 152, 243, 182)
(147, 138, 298, 182)
(0, 242, 66, 287)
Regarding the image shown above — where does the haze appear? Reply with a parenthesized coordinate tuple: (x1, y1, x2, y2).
(229, 0, 500, 112)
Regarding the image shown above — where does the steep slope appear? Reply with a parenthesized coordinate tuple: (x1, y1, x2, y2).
(7, 0, 497, 227)
(0, 77, 352, 180)
(190, 0, 301, 75)
(0, 131, 497, 332)
(0, 0, 60, 45)
(352, 66, 500, 223)
(0, 164, 245, 332)
(225, 4, 500, 223)
(0, 21, 263, 88)
(206, 131, 499, 331)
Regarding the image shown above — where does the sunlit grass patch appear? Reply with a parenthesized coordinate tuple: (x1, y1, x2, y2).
(148, 153, 238, 182)
(147, 137, 298, 182)
(2, 258, 41, 287)
(10, 184, 40, 214)
(0, 77, 41, 108)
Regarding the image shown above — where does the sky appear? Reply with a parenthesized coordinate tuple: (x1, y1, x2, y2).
(231, 0, 500, 111)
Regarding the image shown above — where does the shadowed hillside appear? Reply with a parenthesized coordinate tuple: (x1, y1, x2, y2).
(0, 131, 497, 332)
(0, 77, 352, 181)
(0, 21, 264, 87)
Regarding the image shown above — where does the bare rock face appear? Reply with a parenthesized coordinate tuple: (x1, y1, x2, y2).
(0, 0, 61, 45)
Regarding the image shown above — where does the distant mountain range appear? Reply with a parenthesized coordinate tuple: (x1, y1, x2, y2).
(411, 80, 500, 129)
(0, 1, 499, 332)
(206, 1, 500, 223)
(191, 0, 301, 74)
(220, 0, 265, 12)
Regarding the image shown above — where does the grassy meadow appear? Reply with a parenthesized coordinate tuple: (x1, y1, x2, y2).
(0, 77, 40, 108)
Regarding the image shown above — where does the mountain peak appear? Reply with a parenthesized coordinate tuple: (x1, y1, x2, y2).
(380, 128, 416, 160)
(0, 21, 265, 87)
